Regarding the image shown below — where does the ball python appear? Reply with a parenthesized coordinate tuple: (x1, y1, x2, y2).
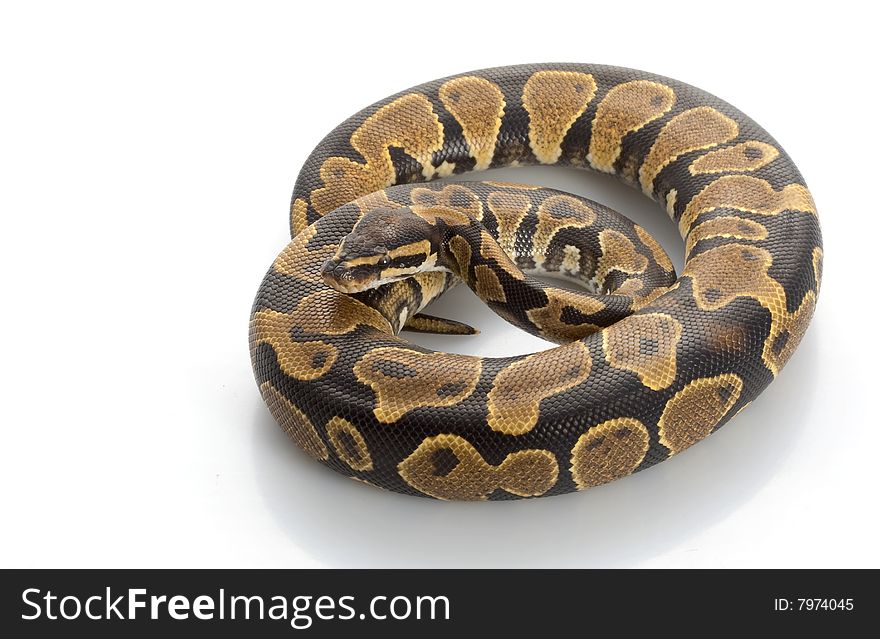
(250, 63, 822, 500)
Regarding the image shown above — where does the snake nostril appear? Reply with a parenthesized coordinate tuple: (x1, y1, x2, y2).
(320, 259, 339, 276)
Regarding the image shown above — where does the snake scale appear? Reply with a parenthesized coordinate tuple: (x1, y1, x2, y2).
(250, 64, 822, 500)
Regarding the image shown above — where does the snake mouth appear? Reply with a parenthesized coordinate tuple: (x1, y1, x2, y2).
(321, 258, 366, 293)
(321, 258, 406, 293)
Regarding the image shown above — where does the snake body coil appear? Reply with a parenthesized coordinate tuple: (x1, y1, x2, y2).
(250, 64, 821, 500)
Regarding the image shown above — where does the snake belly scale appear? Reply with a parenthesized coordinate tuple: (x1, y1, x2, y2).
(250, 64, 821, 500)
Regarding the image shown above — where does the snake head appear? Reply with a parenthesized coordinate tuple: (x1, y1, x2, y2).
(321, 207, 442, 293)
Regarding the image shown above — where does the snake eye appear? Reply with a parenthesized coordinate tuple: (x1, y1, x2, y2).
(378, 256, 391, 267)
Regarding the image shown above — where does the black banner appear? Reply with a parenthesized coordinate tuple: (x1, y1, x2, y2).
(2, 569, 875, 635)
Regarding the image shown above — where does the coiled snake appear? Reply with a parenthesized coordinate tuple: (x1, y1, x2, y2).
(250, 64, 821, 500)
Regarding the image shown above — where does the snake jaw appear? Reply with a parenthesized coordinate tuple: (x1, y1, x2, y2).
(320, 257, 411, 293)
(320, 257, 370, 293)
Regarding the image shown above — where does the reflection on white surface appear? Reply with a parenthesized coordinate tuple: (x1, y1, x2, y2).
(251, 166, 821, 568)
(252, 336, 818, 568)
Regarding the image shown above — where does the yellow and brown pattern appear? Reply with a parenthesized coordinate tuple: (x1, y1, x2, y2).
(439, 76, 506, 171)
(478, 229, 526, 281)
(486, 342, 593, 435)
(523, 70, 596, 164)
(659, 374, 744, 454)
(486, 191, 532, 254)
(310, 94, 445, 216)
(678, 175, 816, 235)
(447, 235, 473, 276)
(588, 80, 675, 173)
(252, 309, 340, 381)
(595, 229, 650, 288)
(293, 289, 392, 335)
(634, 225, 675, 273)
(812, 247, 823, 291)
(688, 141, 779, 175)
(685, 216, 768, 256)
(260, 382, 328, 461)
(272, 223, 333, 281)
(570, 417, 650, 489)
(473, 263, 507, 303)
(603, 313, 682, 391)
(526, 288, 604, 342)
(353, 347, 482, 424)
(398, 434, 559, 500)
(411, 183, 484, 221)
(683, 242, 814, 374)
(532, 195, 597, 270)
(640, 106, 739, 195)
(764, 290, 817, 375)
(290, 198, 310, 236)
(326, 416, 373, 472)
(253, 63, 821, 500)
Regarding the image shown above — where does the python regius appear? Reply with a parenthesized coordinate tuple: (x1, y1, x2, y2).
(250, 64, 821, 500)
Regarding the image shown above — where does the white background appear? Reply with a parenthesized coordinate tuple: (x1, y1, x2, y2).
(2, 1, 878, 568)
